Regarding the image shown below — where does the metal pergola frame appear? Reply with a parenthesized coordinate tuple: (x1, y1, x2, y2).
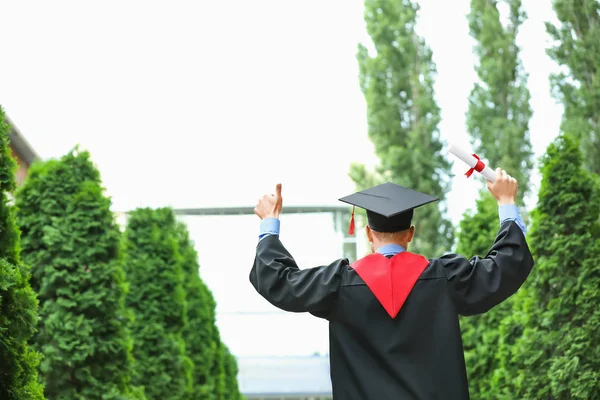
(113, 206, 360, 320)
(171, 205, 360, 261)
(171, 205, 349, 216)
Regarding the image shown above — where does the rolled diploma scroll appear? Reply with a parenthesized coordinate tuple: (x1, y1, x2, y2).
(448, 143, 497, 183)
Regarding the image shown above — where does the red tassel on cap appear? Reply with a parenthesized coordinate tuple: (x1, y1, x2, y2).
(348, 206, 355, 235)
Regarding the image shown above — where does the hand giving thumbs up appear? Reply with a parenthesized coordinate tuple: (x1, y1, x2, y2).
(254, 183, 283, 220)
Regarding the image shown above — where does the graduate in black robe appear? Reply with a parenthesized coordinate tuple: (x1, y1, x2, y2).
(250, 169, 534, 400)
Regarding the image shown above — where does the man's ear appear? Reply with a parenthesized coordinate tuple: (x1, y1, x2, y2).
(366, 225, 373, 243)
(407, 226, 415, 243)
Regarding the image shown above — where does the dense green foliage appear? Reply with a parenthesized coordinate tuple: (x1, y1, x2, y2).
(123, 208, 192, 399)
(177, 221, 215, 398)
(16, 149, 143, 399)
(456, 192, 498, 258)
(211, 340, 227, 400)
(125, 212, 242, 399)
(493, 134, 600, 399)
(547, 0, 600, 174)
(458, 1, 534, 397)
(457, 191, 512, 400)
(0, 108, 45, 400)
(176, 223, 242, 400)
(221, 345, 243, 400)
(177, 221, 245, 399)
(466, 0, 533, 200)
(351, 0, 453, 257)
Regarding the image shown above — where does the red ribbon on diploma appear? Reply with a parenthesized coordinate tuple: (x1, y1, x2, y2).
(465, 154, 485, 178)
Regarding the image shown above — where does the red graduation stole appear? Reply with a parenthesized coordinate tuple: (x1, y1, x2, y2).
(350, 252, 429, 318)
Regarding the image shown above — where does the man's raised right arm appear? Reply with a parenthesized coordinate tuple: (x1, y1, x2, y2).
(442, 169, 534, 316)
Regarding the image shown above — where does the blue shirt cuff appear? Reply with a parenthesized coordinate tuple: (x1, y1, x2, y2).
(498, 204, 526, 235)
(259, 218, 280, 241)
(498, 204, 518, 221)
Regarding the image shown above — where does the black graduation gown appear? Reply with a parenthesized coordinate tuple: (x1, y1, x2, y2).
(249, 221, 534, 400)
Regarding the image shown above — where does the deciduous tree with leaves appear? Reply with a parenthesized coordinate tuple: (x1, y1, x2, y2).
(547, 0, 600, 174)
(466, 0, 533, 199)
(351, 0, 453, 257)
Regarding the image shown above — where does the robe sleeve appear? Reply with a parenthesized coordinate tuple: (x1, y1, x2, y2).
(250, 235, 347, 316)
(440, 220, 535, 316)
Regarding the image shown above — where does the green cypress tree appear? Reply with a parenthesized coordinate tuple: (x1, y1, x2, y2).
(547, 0, 600, 174)
(456, 192, 499, 258)
(351, 0, 453, 257)
(493, 134, 600, 399)
(16, 148, 144, 399)
(456, 191, 510, 400)
(211, 336, 227, 400)
(211, 340, 244, 400)
(175, 221, 219, 399)
(0, 107, 45, 400)
(221, 345, 242, 400)
(123, 208, 192, 399)
(457, 1, 533, 397)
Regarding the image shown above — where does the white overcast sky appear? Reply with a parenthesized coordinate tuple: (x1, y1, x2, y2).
(1, 0, 563, 356)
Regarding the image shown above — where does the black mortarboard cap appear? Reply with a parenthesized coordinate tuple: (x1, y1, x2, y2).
(339, 183, 439, 234)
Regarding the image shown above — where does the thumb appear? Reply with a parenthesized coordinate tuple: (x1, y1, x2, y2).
(275, 183, 282, 198)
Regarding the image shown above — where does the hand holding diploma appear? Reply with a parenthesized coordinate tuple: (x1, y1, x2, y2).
(448, 143, 497, 182)
(447, 143, 519, 204)
(487, 168, 518, 205)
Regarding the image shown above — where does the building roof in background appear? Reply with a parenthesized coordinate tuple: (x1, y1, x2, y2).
(6, 115, 40, 164)
(237, 356, 332, 396)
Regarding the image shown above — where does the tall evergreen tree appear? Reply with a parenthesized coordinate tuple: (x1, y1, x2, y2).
(208, 340, 243, 400)
(123, 208, 192, 400)
(16, 149, 144, 399)
(458, 1, 533, 398)
(456, 193, 499, 258)
(493, 134, 600, 399)
(457, 192, 511, 400)
(221, 345, 243, 400)
(351, 0, 453, 257)
(211, 334, 227, 400)
(175, 221, 222, 399)
(0, 107, 45, 400)
(547, 0, 600, 174)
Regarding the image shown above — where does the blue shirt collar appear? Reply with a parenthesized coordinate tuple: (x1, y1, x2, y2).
(376, 244, 406, 257)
